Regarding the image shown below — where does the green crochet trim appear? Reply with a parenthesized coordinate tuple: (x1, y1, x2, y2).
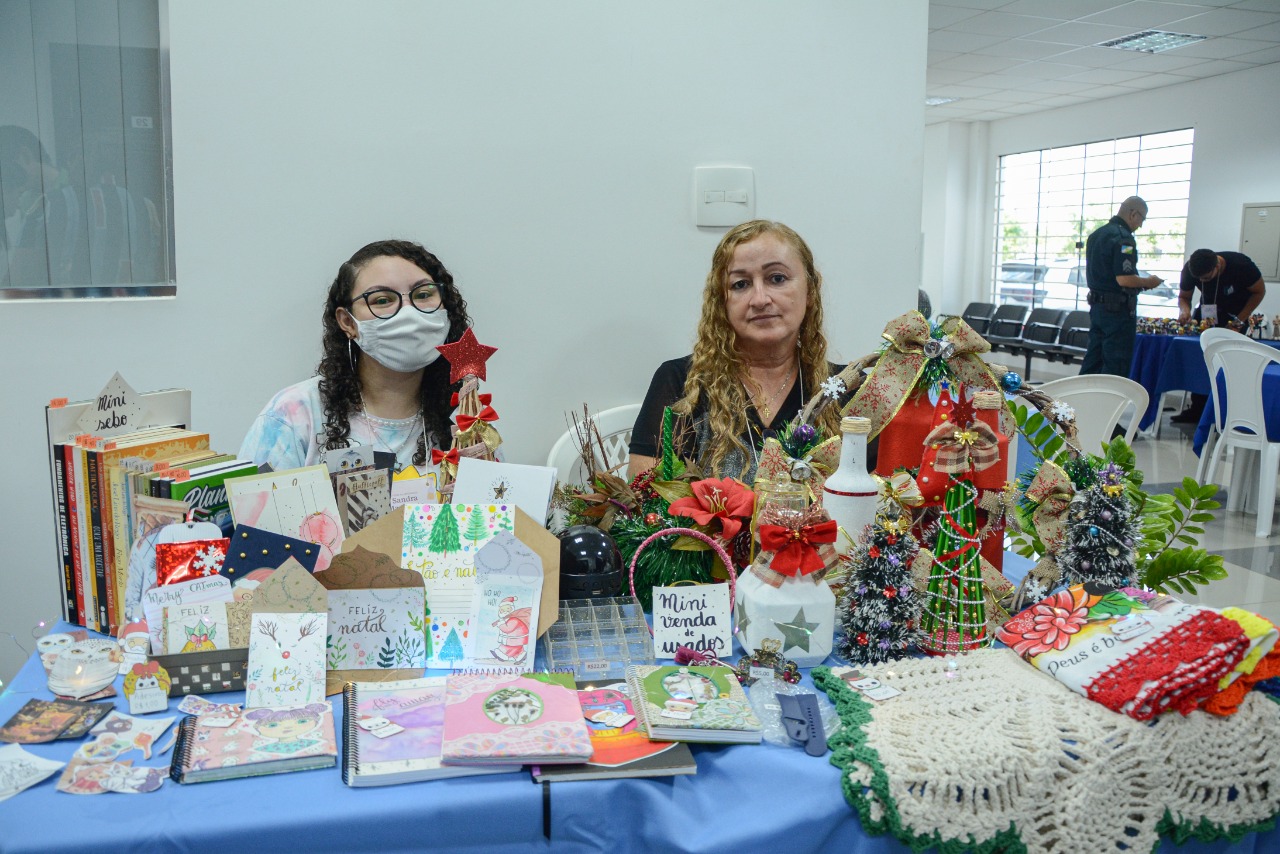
(812, 667, 1280, 854)
(812, 667, 1025, 854)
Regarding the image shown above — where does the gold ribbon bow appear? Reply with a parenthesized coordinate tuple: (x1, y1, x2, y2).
(844, 311, 998, 438)
(922, 419, 1000, 474)
(754, 435, 841, 500)
(875, 471, 923, 517)
(1025, 461, 1075, 551)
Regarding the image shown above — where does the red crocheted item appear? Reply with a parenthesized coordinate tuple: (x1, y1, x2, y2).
(1085, 611, 1249, 721)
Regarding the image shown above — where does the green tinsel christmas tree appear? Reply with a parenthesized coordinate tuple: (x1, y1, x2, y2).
(837, 519, 921, 664)
(1059, 463, 1138, 590)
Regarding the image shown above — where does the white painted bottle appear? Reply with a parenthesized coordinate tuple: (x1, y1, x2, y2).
(822, 416, 879, 556)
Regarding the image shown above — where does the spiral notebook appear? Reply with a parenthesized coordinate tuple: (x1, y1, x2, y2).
(343, 677, 520, 786)
(169, 703, 337, 784)
(441, 671, 592, 765)
(626, 664, 762, 744)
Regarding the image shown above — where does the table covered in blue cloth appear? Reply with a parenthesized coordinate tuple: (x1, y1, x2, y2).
(2, 613, 1278, 854)
(1132, 334, 1280, 431)
(1193, 366, 1280, 456)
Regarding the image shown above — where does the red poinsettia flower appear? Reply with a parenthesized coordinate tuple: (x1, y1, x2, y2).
(667, 477, 755, 540)
(1005, 590, 1089, 657)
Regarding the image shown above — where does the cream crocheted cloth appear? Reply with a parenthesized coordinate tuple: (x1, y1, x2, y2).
(815, 648, 1280, 853)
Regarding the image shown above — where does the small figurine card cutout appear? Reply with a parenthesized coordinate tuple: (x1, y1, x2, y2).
(35, 630, 89, 673)
(0, 699, 84, 743)
(118, 620, 150, 674)
(315, 546, 428, 694)
(465, 531, 543, 671)
(75, 372, 148, 438)
(163, 601, 229, 655)
(124, 662, 172, 715)
(0, 744, 65, 803)
(177, 695, 242, 727)
(452, 459, 558, 526)
(57, 757, 166, 795)
(400, 503, 515, 668)
(83, 710, 176, 761)
(246, 612, 328, 708)
(652, 583, 732, 660)
(142, 575, 233, 654)
(226, 465, 343, 571)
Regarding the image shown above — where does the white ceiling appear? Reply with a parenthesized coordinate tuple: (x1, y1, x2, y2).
(926, 0, 1280, 123)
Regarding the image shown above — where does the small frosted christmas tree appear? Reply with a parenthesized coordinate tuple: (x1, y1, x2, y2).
(429, 504, 461, 552)
(464, 506, 489, 547)
(405, 512, 430, 549)
(837, 517, 921, 664)
(1059, 463, 1138, 590)
(439, 627, 464, 668)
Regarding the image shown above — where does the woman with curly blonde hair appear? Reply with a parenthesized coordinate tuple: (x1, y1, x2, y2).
(628, 220, 842, 481)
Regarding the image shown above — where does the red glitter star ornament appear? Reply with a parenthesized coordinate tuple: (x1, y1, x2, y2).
(436, 328, 498, 383)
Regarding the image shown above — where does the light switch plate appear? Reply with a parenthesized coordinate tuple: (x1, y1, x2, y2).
(694, 166, 754, 227)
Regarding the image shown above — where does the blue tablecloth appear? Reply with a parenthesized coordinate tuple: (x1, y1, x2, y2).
(1132, 334, 1280, 431)
(2, 611, 1277, 854)
(1192, 366, 1280, 456)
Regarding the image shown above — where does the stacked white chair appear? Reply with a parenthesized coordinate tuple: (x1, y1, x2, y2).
(545, 404, 641, 485)
(1037, 374, 1150, 457)
(1194, 327, 1244, 484)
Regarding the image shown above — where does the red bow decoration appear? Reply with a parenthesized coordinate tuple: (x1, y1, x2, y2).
(451, 392, 493, 408)
(455, 405, 499, 433)
(132, 661, 160, 677)
(757, 519, 838, 577)
(431, 448, 460, 467)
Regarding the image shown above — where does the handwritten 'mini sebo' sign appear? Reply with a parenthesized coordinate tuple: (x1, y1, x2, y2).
(652, 584, 732, 658)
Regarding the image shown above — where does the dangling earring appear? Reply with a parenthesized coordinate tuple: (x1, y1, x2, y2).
(347, 338, 357, 373)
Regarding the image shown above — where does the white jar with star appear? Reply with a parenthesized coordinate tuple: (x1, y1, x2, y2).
(736, 475, 837, 667)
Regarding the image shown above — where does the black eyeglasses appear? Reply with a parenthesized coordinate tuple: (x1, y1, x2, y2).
(349, 282, 444, 319)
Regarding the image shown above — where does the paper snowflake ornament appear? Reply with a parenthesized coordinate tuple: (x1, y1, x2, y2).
(1022, 576, 1048, 605)
(195, 545, 226, 575)
(1049, 401, 1075, 422)
(820, 376, 847, 400)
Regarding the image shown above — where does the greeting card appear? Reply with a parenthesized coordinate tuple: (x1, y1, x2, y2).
(220, 525, 322, 583)
(246, 612, 328, 708)
(0, 699, 84, 743)
(401, 503, 515, 668)
(141, 575, 233, 654)
(226, 465, 343, 571)
(336, 468, 392, 535)
(452, 459, 557, 526)
(465, 531, 542, 671)
(163, 601, 229, 655)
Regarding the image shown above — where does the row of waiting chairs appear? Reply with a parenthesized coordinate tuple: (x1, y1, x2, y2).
(960, 303, 1090, 380)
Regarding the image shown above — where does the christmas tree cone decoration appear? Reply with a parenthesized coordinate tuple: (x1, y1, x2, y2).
(917, 384, 991, 655)
(736, 475, 838, 667)
(837, 515, 921, 665)
(434, 328, 501, 494)
(1059, 463, 1138, 590)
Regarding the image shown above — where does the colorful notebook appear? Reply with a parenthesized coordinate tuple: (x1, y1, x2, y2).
(168, 702, 337, 784)
(342, 677, 520, 786)
(532, 680, 697, 783)
(625, 665, 762, 744)
(440, 672, 592, 765)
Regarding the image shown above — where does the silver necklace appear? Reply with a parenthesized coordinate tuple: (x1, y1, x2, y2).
(357, 394, 426, 468)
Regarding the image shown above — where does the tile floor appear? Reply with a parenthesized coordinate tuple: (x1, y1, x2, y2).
(1026, 354, 1280, 624)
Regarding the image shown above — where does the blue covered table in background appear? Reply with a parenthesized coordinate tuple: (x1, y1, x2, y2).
(1132, 334, 1280, 432)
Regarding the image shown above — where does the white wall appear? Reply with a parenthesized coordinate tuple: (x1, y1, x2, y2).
(925, 62, 1280, 317)
(0, 1, 927, 684)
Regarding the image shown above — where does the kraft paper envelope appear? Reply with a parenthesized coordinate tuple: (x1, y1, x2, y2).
(246, 558, 328, 615)
(342, 505, 561, 637)
(317, 546, 427, 694)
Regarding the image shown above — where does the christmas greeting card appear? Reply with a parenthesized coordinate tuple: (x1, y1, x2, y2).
(316, 547, 428, 677)
(163, 601, 229, 655)
(452, 459, 557, 526)
(246, 611, 328, 708)
(465, 531, 542, 671)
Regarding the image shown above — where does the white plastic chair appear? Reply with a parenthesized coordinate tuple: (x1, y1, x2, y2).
(1036, 375, 1151, 457)
(1194, 328, 1244, 483)
(545, 404, 642, 485)
(1200, 334, 1280, 537)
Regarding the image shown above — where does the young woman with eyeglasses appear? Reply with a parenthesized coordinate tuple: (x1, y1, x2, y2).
(239, 239, 472, 473)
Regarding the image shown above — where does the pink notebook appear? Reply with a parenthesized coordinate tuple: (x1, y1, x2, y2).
(441, 672, 592, 765)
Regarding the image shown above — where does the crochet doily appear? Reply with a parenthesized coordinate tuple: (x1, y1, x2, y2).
(813, 649, 1280, 854)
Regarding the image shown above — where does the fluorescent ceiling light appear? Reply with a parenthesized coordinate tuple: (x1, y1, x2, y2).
(925, 96, 960, 106)
(1098, 30, 1207, 53)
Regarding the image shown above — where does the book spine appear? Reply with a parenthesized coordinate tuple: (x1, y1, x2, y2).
(52, 444, 77, 625)
(109, 465, 132, 630)
(342, 683, 359, 786)
(86, 449, 112, 633)
(168, 715, 197, 784)
(76, 446, 99, 632)
(65, 444, 87, 629)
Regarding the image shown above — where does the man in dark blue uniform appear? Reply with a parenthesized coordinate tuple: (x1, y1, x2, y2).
(1080, 196, 1165, 376)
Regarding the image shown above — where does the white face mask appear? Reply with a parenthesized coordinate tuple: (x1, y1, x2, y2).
(351, 308, 450, 373)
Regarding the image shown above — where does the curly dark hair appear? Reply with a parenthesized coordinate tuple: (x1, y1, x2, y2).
(318, 239, 471, 466)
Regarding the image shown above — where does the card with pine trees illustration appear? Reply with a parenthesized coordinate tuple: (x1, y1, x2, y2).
(401, 504, 515, 668)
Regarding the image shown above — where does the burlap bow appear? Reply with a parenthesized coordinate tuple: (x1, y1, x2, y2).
(1020, 460, 1076, 598)
(922, 420, 1000, 474)
(845, 311, 998, 438)
(754, 435, 842, 500)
